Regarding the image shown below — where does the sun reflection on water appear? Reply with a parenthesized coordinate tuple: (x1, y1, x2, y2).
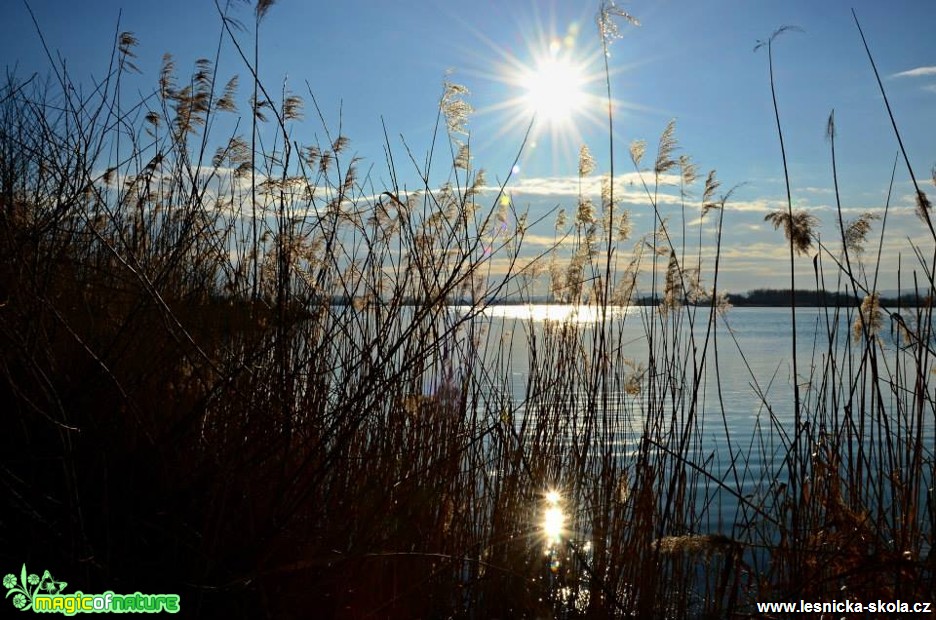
(542, 489, 566, 546)
(481, 303, 631, 323)
(534, 489, 597, 613)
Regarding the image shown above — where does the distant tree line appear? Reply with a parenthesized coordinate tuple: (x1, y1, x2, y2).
(419, 288, 933, 308)
(727, 289, 856, 307)
(618, 289, 932, 308)
(723, 288, 931, 307)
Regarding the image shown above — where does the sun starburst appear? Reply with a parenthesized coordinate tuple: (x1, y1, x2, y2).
(497, 23, 607, 161)
(450, 6, 641, 173)
(455, 13, 618, 172)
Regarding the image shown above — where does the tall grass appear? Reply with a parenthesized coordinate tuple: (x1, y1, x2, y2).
(1, 2, 933, 617)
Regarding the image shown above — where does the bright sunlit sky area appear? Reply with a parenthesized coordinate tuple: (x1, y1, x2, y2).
(2, 0, 934, 294)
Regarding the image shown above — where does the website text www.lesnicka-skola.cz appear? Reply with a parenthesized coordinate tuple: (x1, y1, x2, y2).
(756, 599, 931, 615)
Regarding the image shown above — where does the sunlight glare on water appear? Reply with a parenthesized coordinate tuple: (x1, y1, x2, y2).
(481, 303, 631, 323)
(542, 489, 565, 546)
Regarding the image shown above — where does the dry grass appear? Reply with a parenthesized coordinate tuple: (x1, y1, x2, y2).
(0, 4, 933, 618)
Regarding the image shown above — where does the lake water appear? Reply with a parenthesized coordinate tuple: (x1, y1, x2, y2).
(461, 303, 935, 534)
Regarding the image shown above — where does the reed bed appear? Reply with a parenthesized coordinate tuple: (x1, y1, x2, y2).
(1, 3, 933, 617)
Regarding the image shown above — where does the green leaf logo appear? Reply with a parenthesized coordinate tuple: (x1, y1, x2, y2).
(4, 565, 67, 612)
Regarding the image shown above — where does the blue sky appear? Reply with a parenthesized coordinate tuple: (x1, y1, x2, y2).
(2, 0, 934, 293)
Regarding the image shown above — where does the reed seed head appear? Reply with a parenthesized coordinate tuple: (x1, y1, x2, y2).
(441, 80, 472, 136)
(256, 0, 276, 21)
(701, 170, 720, 217)
(764, 209, 818, 256)
(678, 154, 697, 188)
(597, 0, 640, 53)
(916, 190, 932, 225)
(853, 292, 882, 342)
(578, 145, 596, 177)
(843, 212, 878, 255)
(629, 139, 646, 167)
(654, 119, 678, 176)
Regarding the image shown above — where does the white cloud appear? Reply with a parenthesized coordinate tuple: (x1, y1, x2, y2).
(722, 198, 786, 213)
(490, 172, 682, 201)
(891, 66, 936, 78)
(798, 186, 834, 195)
(513, 232, 562, 248)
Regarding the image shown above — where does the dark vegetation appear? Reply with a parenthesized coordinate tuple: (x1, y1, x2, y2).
(726, 288, 933, 307)
(1, 2, 934, 617)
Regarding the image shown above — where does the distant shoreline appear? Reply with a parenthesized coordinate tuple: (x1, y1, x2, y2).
(437, 288, 930, 308)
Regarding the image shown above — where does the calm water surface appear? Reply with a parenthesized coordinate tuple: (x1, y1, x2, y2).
(464, 304, 935, 531)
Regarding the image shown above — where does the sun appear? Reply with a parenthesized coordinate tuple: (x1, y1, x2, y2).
(520, 54, 588, 125)
(484, 20, 610, 169)
(460, 13, 626, 171)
